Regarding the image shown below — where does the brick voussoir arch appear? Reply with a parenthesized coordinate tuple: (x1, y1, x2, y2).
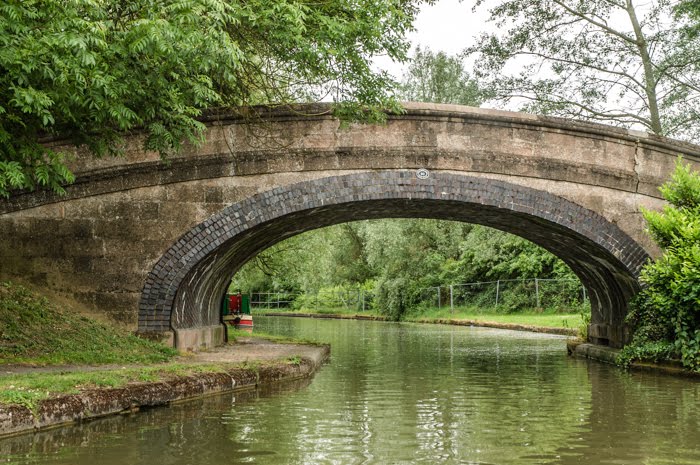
(138, 170, 648, 348)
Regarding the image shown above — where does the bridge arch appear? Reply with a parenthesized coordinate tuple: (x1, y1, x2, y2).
(139, 170, 648, 349)
(5, 103, 700, 351)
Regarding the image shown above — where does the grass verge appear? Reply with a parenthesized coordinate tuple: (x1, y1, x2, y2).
(404, 306, 586, 329)
(0, 282, 177, 365)
(0, 358, 305, 410)
(0, 364, 222, 409)
(258, 305, 586, 330)
(227, 327, 322, 346)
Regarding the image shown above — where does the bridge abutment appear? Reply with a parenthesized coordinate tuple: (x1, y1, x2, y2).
(589, 324, 631, 348)
(173, 325, 226, 351)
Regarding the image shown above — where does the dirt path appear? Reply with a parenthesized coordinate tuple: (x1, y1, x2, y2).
(0, 337, 327, 376)
(189, 337, 327, 364)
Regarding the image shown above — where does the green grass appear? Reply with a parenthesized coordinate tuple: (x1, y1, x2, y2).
(405, 306, 586, 329)
(0, 282, 177, 366)
(264, 303, 586, 330)
(0, 362, 259, 410)
(227, 327, 322, 345)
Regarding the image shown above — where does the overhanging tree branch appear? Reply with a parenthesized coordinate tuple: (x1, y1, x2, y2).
(471, 0, 700, 141)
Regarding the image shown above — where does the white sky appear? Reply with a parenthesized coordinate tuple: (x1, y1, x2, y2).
(373, 0, 641, 80)
(373, 0, 490, 80)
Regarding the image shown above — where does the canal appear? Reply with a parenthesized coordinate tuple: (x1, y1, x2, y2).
(2, 316, 699, 464)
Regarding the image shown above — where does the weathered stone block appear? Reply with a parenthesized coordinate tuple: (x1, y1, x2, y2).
(2, 103, 698, 350)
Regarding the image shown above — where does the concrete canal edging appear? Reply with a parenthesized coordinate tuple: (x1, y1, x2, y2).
(567, 340, 700, 379)
(0, 344, 330, 439)
(410, 317, 577, 336)
(260, 312, 578, 336)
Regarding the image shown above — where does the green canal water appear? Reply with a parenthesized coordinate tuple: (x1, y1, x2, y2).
(2, 316, 700, 464)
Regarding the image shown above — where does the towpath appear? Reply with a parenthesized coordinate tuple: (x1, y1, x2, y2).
(0, 337, 326, 376)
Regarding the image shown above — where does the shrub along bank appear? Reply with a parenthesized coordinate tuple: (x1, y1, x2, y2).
(618, 160, 700, 372)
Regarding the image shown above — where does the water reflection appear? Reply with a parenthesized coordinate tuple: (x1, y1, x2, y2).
(2, 317, 699, 465)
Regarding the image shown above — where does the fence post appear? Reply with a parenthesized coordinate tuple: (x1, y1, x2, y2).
(495, 280, 500, 308)
(450, 285, 454, 314)
(437, 286, 441, 309)
(362, 290, 365, 312)
(535, 278, 540, 308)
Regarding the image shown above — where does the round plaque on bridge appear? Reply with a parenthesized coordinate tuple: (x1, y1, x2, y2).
(416, 168, 430, 180)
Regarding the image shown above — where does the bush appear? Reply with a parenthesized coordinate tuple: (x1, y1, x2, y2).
(619, 159, 700, 371)
(374, 277, 420, 320)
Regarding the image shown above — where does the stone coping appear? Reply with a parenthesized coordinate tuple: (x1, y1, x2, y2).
(0, 344, 330, 439)
(567, 341, 700, 379)
(39, 102, 700, 159)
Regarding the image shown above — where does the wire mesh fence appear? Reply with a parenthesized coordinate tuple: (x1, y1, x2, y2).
(418, 278, 587, 313)
(248, 278, 588, 313)
(249, 291, 296, 310)
(250, 289, 375, 312)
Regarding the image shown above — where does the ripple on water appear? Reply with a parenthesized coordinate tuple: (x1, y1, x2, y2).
(2, 317, 700, 465)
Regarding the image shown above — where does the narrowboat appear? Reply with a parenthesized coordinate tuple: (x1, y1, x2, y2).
(222, 293, 253, 332)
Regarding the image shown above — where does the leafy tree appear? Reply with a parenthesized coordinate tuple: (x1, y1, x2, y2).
(397, 47, 484, 105)
(450, 226, 570, 284)
(619, 159, 700, 371)
(232, 219, 582, 319)
(676, 0, 700, 38)
(231, 222, 376, 294)
(0, 0, 425, 197)
(468, 0, 700, 141)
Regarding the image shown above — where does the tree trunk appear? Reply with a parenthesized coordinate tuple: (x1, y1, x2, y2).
(626, 0, 663, 135)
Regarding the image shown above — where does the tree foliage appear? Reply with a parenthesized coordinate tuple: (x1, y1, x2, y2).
(232, 219, 579, 319)
(397, 47, 484, 106)
(0, 0, 424, 197)
(468, 0, 700, 141)
(676, 0, 700, 38)
(619, 159, 700, 371)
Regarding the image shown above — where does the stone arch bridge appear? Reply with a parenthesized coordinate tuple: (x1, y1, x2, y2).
(2, 103, 699, 350)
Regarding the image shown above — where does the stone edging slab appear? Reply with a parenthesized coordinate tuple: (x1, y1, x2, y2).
(567, 341, 700, 378)
(0, 345, 330, 439)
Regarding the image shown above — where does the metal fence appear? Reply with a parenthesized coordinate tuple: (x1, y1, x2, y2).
(417, 278, 587, 313)
(250, 289, 374, 312)
(248, 278, 588, 313)
(249, 291, 296, 309)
